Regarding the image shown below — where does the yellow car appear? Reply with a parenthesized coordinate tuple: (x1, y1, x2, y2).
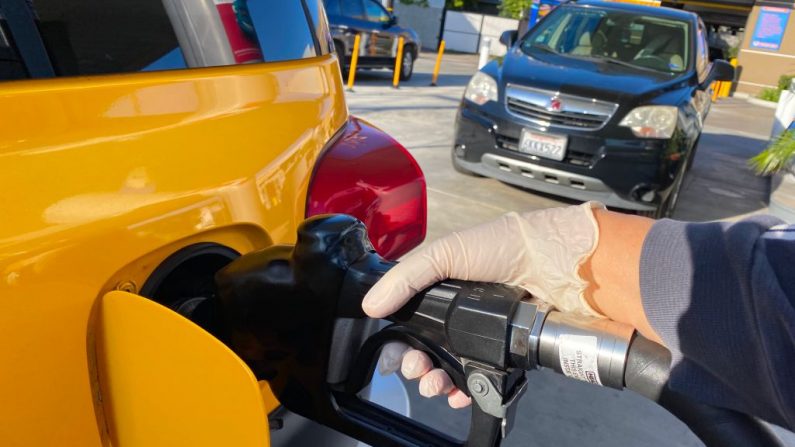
(0, 1, 425, 446)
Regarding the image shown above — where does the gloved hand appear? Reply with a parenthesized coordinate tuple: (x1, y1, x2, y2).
(365, 202, 605, 408)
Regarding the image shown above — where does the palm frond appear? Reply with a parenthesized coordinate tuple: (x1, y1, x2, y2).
(750, 130, 795, 176)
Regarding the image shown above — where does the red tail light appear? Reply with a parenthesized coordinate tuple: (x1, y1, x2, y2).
(306, 117, 427, 260)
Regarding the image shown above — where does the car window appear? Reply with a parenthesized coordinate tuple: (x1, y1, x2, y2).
(249, 0, 318, 62)
(696, 21, 709, 82)
(341, 0, 365, 20)
(32, 0, 180, 76)
(0, 13, 26, 80)
(521, 6, 690, 74)
(305, 0, 335, 55)
(18, 0, 327, 78)
(324, 0, 342, 16)
(364, 0, 390, 23)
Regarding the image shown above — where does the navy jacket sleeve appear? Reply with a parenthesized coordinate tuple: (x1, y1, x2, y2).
(640, 216, 795, 429)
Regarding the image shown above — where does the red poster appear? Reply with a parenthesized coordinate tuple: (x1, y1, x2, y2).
(215, 0, 263, 64)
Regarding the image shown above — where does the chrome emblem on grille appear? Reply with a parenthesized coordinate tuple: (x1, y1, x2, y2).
(548, 97, 562, 111)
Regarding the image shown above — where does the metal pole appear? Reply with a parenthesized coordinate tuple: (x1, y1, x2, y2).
(346, 34, 361, 92)
(478, 37, 491, 69)
(437, 5, 447, 52)
(431, 40, 446, 86)
(393, 36, 405, 89)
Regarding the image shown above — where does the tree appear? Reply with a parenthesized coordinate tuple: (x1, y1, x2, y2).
(498, 0, 532, 19)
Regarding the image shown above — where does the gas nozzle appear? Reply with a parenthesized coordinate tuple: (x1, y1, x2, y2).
(503, 298, 634, 389)
(339, 251, 635, 390)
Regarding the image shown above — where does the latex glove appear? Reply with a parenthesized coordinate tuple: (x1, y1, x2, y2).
(377, 341, 472, 408)
(365, 202, 605, 407)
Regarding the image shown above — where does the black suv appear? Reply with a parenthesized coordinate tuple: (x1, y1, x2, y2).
(452, 0, 734, 217)
(324, 0, 421, 80)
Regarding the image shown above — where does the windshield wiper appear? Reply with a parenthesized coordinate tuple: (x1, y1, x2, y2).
(588, 55, 662, 74)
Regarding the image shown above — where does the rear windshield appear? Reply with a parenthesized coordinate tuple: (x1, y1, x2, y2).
(521, 5, 691, 74)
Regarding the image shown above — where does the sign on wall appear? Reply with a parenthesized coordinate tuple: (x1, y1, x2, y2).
(528, 0, 565, 26)
(751, 6, 791, 51)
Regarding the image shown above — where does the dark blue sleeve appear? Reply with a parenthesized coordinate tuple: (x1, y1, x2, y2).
(639, 216, 795, 429)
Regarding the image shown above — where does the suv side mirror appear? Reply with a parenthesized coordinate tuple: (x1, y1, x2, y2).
(699, 59, 735, 90)
(388, 14, 398, 26)
(500, 30, 518, 47)
(710, 59, 735, 82)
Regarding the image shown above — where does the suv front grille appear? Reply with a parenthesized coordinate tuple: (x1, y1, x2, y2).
(505, 85, 618, 131)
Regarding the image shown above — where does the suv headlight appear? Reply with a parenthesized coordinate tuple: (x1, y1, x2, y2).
(619, 106, 678, 139)
(464, 72, 498, 105)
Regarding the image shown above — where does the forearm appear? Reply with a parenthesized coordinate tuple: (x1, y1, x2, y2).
(579, 209, 663, 344)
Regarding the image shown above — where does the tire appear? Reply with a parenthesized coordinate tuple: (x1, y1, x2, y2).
(334, 41, 348, 79)
(663, 162, 687, 218)
(685, 137, 700, 172)
(638, 161, 687, 218)
(634, 208, 660, 219)
(397, 47, 414, 81)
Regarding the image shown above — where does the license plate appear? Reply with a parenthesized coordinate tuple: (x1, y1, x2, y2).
(518, 129, 567, 161)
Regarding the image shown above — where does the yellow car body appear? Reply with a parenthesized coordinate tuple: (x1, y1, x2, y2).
(0, 1, 424, 445)
(0, 58, 342, 446)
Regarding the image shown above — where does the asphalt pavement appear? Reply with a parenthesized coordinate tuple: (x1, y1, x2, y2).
(345, 52, 793, 446)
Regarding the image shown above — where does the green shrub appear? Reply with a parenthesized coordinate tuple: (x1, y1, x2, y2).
(778, 74, 794, 91)
(750, 130, 795, 175)
(754, 74, 794, 102)
(759, 87, 782, 103)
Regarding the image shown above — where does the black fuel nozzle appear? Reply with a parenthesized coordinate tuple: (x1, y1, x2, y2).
(214, 214, 535, 446)
(213, 214, 616, 446)
(214, 214, 636, 446)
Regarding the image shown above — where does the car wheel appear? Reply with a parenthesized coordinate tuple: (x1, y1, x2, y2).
(634, 208, 659, 219)
(451, 149, 479, 176)
(398, 48, 414, 81)
(642, 162, 687, 218)
(334, 41, 348, 78)
(685, 137, 700, 172)
(663, 162, 687, 218)
(636, 154, 689, 219)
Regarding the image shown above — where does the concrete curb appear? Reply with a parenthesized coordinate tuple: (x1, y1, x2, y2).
(770, 171, 795, 224)
(747, 97, 779, 109)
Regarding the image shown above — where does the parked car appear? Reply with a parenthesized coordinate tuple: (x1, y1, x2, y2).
(452, 0, 734, 217)
(0, 0, 424, 446)
(324, 0, 420, 80)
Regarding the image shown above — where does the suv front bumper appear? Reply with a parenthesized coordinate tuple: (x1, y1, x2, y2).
(455, 153, 655, 211)
(453, 103, 678, 212)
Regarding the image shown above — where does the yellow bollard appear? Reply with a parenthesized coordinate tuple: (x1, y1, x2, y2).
(346, 34, 361, 92)
(431, 40, 446, 86)
(711, 81, 720, 101)
(719, 79, 731, 97)
(393, 36, 405, 89)
(719, 57, 738, 98)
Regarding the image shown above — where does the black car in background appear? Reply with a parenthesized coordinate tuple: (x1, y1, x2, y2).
(452, 0, 734, 217)
(324, 0, 420, 80)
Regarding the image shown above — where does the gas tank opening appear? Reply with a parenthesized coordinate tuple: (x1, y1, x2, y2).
(141, 243, 240, 337)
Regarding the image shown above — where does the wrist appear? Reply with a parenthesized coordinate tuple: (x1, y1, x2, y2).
(579, 209, 663, 344)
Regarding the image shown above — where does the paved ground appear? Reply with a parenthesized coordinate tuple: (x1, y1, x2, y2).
(345, 52, 795, 446)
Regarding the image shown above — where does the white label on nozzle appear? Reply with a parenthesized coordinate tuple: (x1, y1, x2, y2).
(559, 335, 602, 386)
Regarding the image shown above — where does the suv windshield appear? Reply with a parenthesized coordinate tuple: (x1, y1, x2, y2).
(521, 6, 690, 74)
